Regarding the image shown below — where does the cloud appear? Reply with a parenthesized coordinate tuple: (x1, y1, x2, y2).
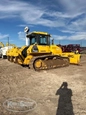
(52, 32, 86, 41)
(0, 0, 65, 28)
(61, 30, 75, 34)
(0, 0, 86, 42)
(68, 32, 86, 40)
(0, 0, 84, 27)
(0, 33, 9, 39)
(57, 0, 86, 14)
(18, 31, 25, 40)
(51, 35, 67, 40)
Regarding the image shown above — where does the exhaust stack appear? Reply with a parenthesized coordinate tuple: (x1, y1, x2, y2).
(26, 37, 29, 46)
(24, 27, 30, 46)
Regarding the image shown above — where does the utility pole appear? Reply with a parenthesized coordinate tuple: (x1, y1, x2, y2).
(7, 36, 9, 50)
(8, 37, 9, 46)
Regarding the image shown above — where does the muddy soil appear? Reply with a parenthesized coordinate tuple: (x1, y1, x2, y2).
(0, 54, 86, 115)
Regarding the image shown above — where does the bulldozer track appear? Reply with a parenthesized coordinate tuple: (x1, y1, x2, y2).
(29, 55, 69, 71)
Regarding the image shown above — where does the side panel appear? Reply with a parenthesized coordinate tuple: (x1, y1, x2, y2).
(27, 45, 51, 55)
(50, 45, 62, 55)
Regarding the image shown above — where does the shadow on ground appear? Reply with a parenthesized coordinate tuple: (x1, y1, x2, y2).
(56, 82, 74, 115)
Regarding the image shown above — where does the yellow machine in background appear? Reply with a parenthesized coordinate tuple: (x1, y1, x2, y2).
(0, 42, 4, 48)
(6, 28, 81, 71)
(6, 43, 16, 47)
(0, 42, 16, 47)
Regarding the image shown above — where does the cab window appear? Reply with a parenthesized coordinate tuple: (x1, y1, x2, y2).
(30, 37, 36, 45)
(39, 35, 48, 45)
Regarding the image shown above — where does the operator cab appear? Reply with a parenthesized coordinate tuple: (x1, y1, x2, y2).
(26, 31, 50, 45)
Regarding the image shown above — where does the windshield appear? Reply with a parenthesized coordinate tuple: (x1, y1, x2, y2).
(39, 35, 47, 45)
(39, 35, 50, 45)
(29, 34, 50, 45)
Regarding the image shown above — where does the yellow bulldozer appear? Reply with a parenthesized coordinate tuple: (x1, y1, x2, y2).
(6, 27, 81, 71)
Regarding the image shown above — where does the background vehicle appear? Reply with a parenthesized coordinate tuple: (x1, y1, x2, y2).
(58, 44, 81, 53)
(1, 46, 13, 59)
(0, 42, 16, 59)
(7, 27, 81, 71)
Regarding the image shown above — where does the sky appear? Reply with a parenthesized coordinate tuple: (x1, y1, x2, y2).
(0, 0, 86, 47)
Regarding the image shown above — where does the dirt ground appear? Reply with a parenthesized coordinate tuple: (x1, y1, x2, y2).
(0, 54, 86, 115)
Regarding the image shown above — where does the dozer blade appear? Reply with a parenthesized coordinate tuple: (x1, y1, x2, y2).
(61, 53, 81, 65)
(29, 55, 69, 71)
